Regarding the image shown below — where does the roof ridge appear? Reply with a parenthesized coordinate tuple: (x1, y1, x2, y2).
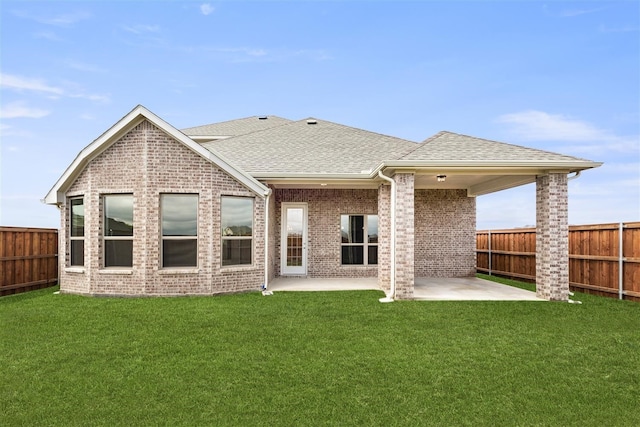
(289, 116, 421, 146)
(181, 115, 292, 132)
(397, 130, 453, 159)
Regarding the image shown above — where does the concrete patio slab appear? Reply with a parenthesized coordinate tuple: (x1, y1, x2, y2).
(414, 277, 544, 301)
(268, 276, 544, 301)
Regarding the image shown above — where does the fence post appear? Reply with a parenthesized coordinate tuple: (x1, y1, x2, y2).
(619, 222, 624, 300)
(488, 230, 492, 276)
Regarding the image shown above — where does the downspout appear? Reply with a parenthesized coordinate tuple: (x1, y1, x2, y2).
(378, 170, 396, 303)
(263, 189, 271, 291)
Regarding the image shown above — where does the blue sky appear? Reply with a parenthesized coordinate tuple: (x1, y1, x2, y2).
(1, 0, 638, 229)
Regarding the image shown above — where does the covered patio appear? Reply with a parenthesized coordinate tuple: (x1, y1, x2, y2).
(268, 277, 544, 301)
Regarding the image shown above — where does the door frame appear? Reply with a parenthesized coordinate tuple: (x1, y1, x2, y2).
(280, 202, 308, 276)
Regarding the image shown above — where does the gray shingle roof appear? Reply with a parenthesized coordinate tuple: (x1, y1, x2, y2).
(400, 131, 592, 162)
(181, 115, 292, 137)
(201, 118, 419, 175)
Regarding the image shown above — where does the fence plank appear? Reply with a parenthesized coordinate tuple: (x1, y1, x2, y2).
(477, 222, 640, 302)
(0, 227, 58, 296)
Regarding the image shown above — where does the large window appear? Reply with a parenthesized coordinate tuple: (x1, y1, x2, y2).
(104, 195, 133, 267)
(341, 214, 378, 265)
(161, 194, 198, 268)
(70, 197, 85, 266)
(221, 197, 253, 266)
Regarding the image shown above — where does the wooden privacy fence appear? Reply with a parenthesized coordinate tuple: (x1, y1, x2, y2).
(0, 227, 58, 296)
(477, 222, 640, 302)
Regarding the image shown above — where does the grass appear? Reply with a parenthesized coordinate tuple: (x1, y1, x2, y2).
(2, 278, 639, 426)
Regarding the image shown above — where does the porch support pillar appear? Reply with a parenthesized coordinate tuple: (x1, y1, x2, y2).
(377, 183, 391, 293)
(535, 173, 570, 301)
(394, 172, 415, 299)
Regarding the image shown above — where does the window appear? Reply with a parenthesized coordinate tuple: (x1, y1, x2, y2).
(161, 194, 198, 268)
(341, 214, 378, 265)
(104, 195, 133, 267)
(221, 197, 253, 266)
(70, 197, 85, 266)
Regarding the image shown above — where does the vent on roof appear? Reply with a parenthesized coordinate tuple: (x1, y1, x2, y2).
(258, 116, 268, 120)
(306, 119, 317, 125)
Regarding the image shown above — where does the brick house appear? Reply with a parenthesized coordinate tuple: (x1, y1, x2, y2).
(44, 105, 600, 300)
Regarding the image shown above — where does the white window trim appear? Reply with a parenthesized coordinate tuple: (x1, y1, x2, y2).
(341, 214, 378, 266)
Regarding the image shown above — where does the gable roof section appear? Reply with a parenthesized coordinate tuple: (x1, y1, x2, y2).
(44, 105, 269, 205)
(182, 115, 292, 139)
(392, 131, 600, 170)
(200, 118, 419, 177)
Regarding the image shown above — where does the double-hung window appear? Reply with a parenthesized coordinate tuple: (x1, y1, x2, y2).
(161, 194, 198, 268)
(221, 197, 253, 266)
(340, 214, 378, 265)
(103, 194, 134, 267)
(70, 197, 85, 266)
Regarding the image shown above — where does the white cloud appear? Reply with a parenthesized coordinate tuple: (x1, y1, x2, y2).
(0, 73, 64, 96)
(122, 24, 160, 34)
(543, 5, 605, 18)
(599, 25, 639, 33)
(64, 60, 108, 73)
(34, 31, 63, 41)
(12, 10, 91, 27)
(200, 4, 215, 16)
(0, 73, 110, 103)
(0, 101, 50, 119)
(496, 110, 639, 154)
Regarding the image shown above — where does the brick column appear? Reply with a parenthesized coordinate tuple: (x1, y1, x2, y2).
(377, 183, 391, 293)
(394, 173, 415, 299)
(536, 173, 569, 301)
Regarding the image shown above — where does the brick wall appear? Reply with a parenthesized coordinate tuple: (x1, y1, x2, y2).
(60, 120, 265, 296)
(393, 173, 415, 299)
(414, 189, 476, 277)
(536, 173, 569, 301)
(274, 188, 379, 278)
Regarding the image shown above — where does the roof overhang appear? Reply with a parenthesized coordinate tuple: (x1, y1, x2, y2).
(44, 105, 269, 205)
(253, 159, 602, 195)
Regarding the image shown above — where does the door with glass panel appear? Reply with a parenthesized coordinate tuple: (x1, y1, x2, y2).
(281, 203, 307, 275)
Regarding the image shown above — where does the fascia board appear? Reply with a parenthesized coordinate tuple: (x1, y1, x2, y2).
(44, 105, 269, 205)
(44, 107, 147, 204)
(250, 172, 373, 180)
(379, 160, 603, 171)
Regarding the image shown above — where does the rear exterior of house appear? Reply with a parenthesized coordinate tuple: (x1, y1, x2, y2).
(46, 105, 600, 300)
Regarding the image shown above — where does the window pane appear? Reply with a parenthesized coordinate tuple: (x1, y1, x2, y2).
(341, 215, 364, 243)
(162, 195, 197, 236)
(105, 195, 133, 237)
(71, 198, 84, 237)
(367, 215, 378, 244)
(71, 240, 84, 266)
(105, 240, 133, 267)
(222, 239, 252, 266)
(162, 239, 197, 267)
(341, 246, 363, 265)
(368, 245, 378, 265)
(221, 197, 253, 237)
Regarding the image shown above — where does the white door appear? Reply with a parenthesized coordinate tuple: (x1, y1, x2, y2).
(281, 203, 307, 275)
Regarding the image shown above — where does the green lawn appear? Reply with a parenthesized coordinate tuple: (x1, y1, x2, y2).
(2, 278, 639, 426)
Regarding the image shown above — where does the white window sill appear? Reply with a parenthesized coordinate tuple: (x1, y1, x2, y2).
(65, 267, 85, 274)
(98, 269, 133, 275)
(157, 268, 200, 275)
